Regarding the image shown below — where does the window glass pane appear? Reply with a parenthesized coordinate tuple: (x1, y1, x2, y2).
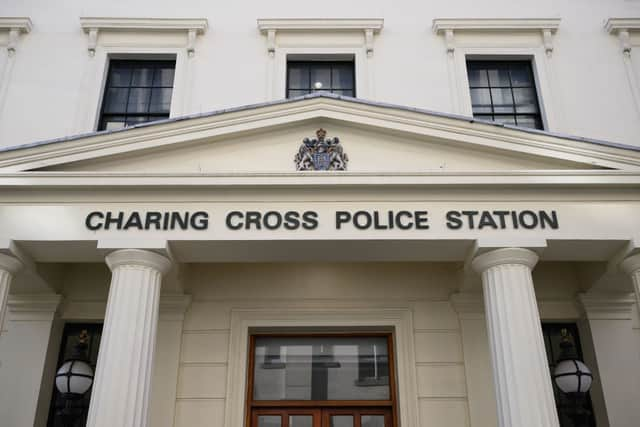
(493, 115, 517, 125)
(513, 88, 539, 113)
(332, 89, 354, 97)
(131, 66, 155, 87)
(332, 64, 354, 89)
(490, 88, 515, 113)
(288, 89, 310, 98)
(473, 114, 493, 122)
(126, 116, 152, 126)
(104, 119, 126, 131)
(153, 67, 176, 87)
(127, 88, 152, 113)
(253, 336, 390, 401)
(467, 68, 488, 87)
(361, 415, 385, 427)
(487, 67, 510, 86)
(310, 66, 331, 91)
(516, 115, 542, 129)
(288, 66, 310, 89)
(289, 415, 313, 427)
(510, 63, 534, 87)
(103, 88, 129, 113)
(258, 415, 281, 427)
(470, 88, 492, 114)
(330, 416, 353, 427)
(108, 66, 132, 87)
(149, 88, 173, 113)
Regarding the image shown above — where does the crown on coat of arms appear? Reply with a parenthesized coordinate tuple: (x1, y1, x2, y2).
(294, 128, 348, 171)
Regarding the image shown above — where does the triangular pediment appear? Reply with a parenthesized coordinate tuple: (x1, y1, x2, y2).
(1, 94, 638, 173)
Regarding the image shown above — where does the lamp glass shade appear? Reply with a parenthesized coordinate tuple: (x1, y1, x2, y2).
(554, 359, 592, 393)
(55, 360, 94, 395)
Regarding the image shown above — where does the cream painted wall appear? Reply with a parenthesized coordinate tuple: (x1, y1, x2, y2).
(1, 1, 640, 147)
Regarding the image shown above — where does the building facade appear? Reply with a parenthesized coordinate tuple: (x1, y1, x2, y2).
(0, 1, 640, 427)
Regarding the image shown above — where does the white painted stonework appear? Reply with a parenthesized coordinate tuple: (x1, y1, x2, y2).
(0, 2, 640, 427)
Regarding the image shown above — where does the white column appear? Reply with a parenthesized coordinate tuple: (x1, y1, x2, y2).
(472, 248, 559, 427)
(621, 253, 640, 310)
(0, 253, 22, 334)
(86, 249, 172, 427)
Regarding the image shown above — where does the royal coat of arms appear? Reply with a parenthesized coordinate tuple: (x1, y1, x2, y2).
(294, 128, 349, 171)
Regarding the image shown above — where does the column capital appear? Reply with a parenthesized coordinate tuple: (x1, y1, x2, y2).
(0, 253, 23, 275)
(471, 247, 539, 273)
(620, 252, 640, 275)
(105, 249, 172, 275)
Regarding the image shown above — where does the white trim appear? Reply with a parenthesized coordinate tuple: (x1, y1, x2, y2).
(224, 306, 417, 427)
(579, 292, 637, 320)
(0, 17, 32, 34)
(273, 47, 370, 99)
(7, 294, 62, 321)
(1, 98, 639, 172)
(258, 19, 383, 100)
(605, 18, 640, 34)
(79, 17, 208, 33)
(76, 46, 189, 134)
(433, 18, 563, 132)
(432, 18, 560, 33)
(1, 170, 640, 188)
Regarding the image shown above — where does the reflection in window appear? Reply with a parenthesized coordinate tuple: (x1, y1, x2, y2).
(253, 336, 390, 401)
(98, 59, 176, 131)
(287, 61, 355, 98)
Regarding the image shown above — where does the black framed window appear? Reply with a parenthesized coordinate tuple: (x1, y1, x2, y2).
(542, 323, 596, 427)
(466, 60, 543, 130)
(98, 59, 175, 131)
(47, 323, 103, 427)
(287, 61, 355, 98)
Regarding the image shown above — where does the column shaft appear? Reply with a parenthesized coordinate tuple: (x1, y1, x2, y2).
(473, 248, 559, 427)
(86, 249, 171, 427)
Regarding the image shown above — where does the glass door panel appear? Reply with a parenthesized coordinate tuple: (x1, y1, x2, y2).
(289, 415, 314, 427)
(258, 415, 282, 427)
(329, 415, 353, 427)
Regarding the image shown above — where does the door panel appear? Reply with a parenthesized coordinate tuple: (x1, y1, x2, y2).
(251, 408, 391, 427)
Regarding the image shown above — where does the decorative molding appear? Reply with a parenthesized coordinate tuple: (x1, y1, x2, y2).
(0, 253, 23, 274)
(604, 18, 640, 119)
(433, 18, 561, 33)
(159, 293, 192, 321)
(7, 293, 63, 321)
(79, 17, 208, 57)
(225, 305, 417, 427)
(1, 96, 640, 172)
(605, 18, 640, 34)
(105, 249, 172, 275)
(257, 18, 383, 57)
(432, 18, 561, 56)
(450, 292, 484, 319)
(472, 247, 539, 273)
(0, 17, 32, 56)
(578, 292, 636, 320)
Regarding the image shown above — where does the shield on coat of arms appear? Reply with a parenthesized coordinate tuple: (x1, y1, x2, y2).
(312, 152, 331, 170)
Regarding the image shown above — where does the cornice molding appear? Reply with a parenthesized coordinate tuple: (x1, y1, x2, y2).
(258, 18, 383, 33)
(8, 293, 62, 320)
(79, 17, 208, 57)
(0, 97, 638, 172)
(450, 292, 484, 319)
(0, 17, 33, 56)
(578, 292, 636, 320)
(257, 18, 383, 57)
(432, 18, 560, 34)
(0, 171, 640, 189)
(605, 18, 640, 34)
(433, 18, 560, 56)
(159, 294, 192, 321)
(79, 17, 208, 33)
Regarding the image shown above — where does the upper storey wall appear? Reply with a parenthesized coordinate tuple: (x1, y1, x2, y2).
(1, 0, 639, 147)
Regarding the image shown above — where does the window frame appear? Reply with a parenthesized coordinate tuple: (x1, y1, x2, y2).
(452, 47, 558, 132)
(245, 332, 398, 427)
(272, 47, 370, 100)
(465, 59, 543, 130)
(81, 48, 188, 132)
(97, 59, 177, 131)
(286, 59, 356, 99)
